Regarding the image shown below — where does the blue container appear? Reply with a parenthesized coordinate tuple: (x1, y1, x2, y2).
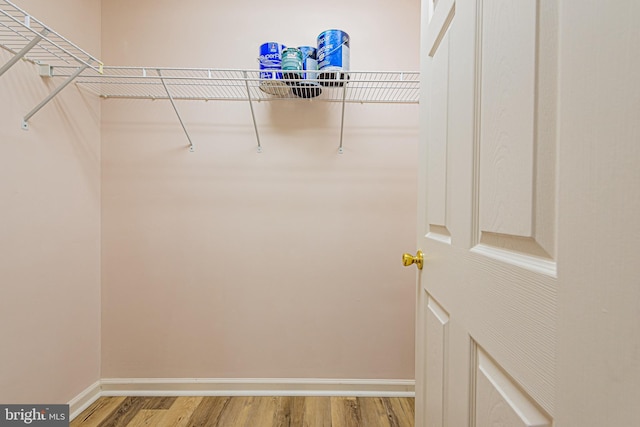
(317, 30, 350, 86)
(292, 46, 322, 98)
(259, 42, 285, 79)
(281, 47, 304, 82)
(258, 42, 289, 95)
(298, 46, 318, 80)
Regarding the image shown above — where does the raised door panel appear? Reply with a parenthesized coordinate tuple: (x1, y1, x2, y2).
(424, 294, 450, 427)
(426, 28, 452, 244)
(478, 0, 537, 238)
(473, 0, 558, 275)
(473, 346, 552, 427)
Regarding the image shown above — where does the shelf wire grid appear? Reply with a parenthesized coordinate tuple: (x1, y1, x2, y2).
(52, 66, 419, 104)
(0, 0, 102, 72)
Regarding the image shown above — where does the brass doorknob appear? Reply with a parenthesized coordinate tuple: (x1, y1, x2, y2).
(402, 250, 424, 270)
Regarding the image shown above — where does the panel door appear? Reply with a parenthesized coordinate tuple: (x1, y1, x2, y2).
(415, 0, 558, 425)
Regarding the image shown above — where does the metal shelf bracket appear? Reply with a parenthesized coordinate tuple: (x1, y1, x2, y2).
(1, 0, 104, 129)
(22, 63, 88, 129)
(0, 27, 48, 77)
(157, 68, 195, 152)
(338, 82, 348, 154)
(243, 71, 262, 153)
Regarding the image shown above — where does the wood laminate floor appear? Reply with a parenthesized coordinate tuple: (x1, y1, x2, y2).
(71, 396, 415, 427)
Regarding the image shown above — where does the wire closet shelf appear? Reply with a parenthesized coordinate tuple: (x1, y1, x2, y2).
(0, 0, 102, 72)
(0, 0, 419, 151)
(51, 66, 420, 104)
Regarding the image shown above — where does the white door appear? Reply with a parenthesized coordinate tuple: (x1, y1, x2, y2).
(412, 0, 640, 426)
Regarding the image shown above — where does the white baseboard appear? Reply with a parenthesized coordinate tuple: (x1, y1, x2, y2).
(68, 380, 102, 421)
(67, 377, 415, 420)
(100, 378, 415, 398)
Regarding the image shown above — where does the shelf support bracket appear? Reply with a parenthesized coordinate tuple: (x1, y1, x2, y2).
(22, 62, 89, 130)
(0, 28, 49, 77)
(338, 82, 348, 154)
(157, 69, 195, 152)
(243, 71, 262, 153)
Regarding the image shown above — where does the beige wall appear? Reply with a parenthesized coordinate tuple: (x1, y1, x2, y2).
(0, 1, 101, 403)
(0, 0, 418, 397)
(100, 0, 420, 379)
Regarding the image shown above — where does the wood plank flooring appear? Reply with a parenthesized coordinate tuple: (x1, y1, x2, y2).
(71, 396, 414, 427)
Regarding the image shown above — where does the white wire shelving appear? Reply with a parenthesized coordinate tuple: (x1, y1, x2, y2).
(53, 66, 420, 153)
(0, 0, 103, 129)
(0, 0, 419, 152)
(54, 66, 419, 104)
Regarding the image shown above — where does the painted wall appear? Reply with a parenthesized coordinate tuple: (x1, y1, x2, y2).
(100, 0, 420, 379)
(0, 1, 101, 403)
